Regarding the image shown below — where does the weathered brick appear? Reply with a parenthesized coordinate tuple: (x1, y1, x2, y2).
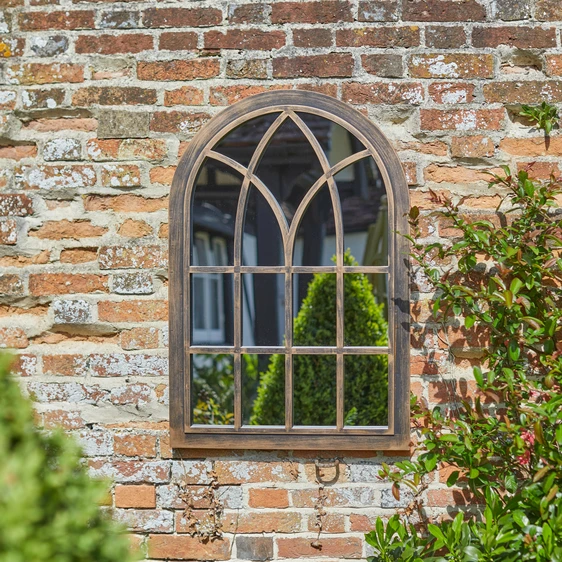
(226, 59, 268, 79)
(402, 0, 485, 21)
(0, 194, 33, 216)
(150, 111, 211, 134)
(0, 89, 16, 110)
(115, 485, 156, 508)
(292, 27, 332, 48)
(496, 0, 532, 20)
(30, 220, 106, 239)
(73, 87, 156, 106)
(84, 194, 168, 213)
(0, 219, 17, 244)
(43, 138, 81, 161)
(115, 433, 157, 457)
(53, 299, 92, 324)
(29, 274, 108, 296)
(0, 326, 28, 348)
(273, 54, 353, 78)
(425, 25, 467, 48)
(6, 63, 83, 85)
(43, 410, 86, 430)
(209, 85, 285, 106)
(17, 164, 96, 190)
(99, 10, 139, 29)
(19, 10, 95, 30)
(362, 54, 403, 77)
(358, 0, 399, 21)
(228, 3, 267, 24)
(472, 26, 556, 48)
(142, 7, 222, 28)
(342, 82, 423, 105)
(277, 537, 362, 559)
(98, 110, 150, 140)
(89, 459, 171, 483)
(159, 31, 198, 51)
(28, 35, 67, 58)
(118, 219, 153, 237)
(452, 136, 494, 158)
(336, 26, 420, 47)
(164, 86, 204, 106)
(205, 29, 285, 50)
(101, 164, 141, 187)
(112, 272, 154, 295)
(138, 60, 220, 82)
(420, 109, 505, 131)
(98, 300, 167, 322)
(429, 82, 475, 104)
(0, 37, 24, 58)
(536, 0, 562, 20)
(76, 34, 153, 54)
(87, 139, 166, 162)
(147, 535, 230, 560)
(120, 327, 159, 350)
(236, 537, 273, 561)
(409, 54, 493, 78)
(116, 509, 172, 533)
(214, 461, 297, 484)
(272, 1, 352, 23)
(484, 81, 562, 104)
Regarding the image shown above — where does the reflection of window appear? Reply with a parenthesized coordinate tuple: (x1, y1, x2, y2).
(192, 233, 227, 344)
(170, 91, 410, 450)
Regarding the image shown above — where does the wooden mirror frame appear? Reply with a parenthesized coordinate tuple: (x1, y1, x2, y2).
(169, 90, 410, 450)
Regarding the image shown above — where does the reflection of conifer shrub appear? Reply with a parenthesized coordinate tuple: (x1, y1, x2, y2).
(251, 253, 388, 426)
(0, 354, 135, 562)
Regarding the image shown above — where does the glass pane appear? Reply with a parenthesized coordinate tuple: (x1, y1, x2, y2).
(242, 185, 284, 267)
(242, 354, 285, 426)
(297, 112, 367, 168)
(192, 158, 243, 267)
(335, 157, 388, 267)
(213, 113, 282, 168)
(254, 117, 324, 225)
(293, 355, 336, 426)
(293, 273, 336, 347)
(191, 354, 234, 426)
(242, 274, 285, 346)
(344, 273, 388, 346)
(344, 355, 388, 427)
(293, 183, 336, 267)
(191, 274, 233, 345)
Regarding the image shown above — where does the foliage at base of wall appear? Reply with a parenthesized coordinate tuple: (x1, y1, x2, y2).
(0, 354, 136, 562)
(367, 169, 562, 561)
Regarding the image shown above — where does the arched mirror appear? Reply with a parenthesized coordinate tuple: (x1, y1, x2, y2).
(169, 91, 409, 450)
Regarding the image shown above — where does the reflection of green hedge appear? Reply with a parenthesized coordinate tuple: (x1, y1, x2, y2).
(0, 354, 135, 562)
(251, 253, 388, 426)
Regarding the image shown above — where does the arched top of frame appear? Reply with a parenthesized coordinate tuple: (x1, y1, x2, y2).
(170, 91, 409, 245)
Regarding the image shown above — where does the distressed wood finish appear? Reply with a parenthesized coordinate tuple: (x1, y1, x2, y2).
(170, 90, 410, 450)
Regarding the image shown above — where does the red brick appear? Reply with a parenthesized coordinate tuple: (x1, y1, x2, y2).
(0, 219, 17, 245)
(118, 219, 153, 237)
(142, 7, 222, 28)
(159, 32, 198, 51)
(115, 433, 157, 457)
(138, 60, 219, 81)
(472, 26, 556, 48)
(228, 3, 266, 23)
(19, 10, 95, 30)
(164, 86, 204, 106)
(115, 485, 156, 508)
(402, 0, 485, 21)
(120, 327, 159, 350)
(426, 25, 467, 48)
(73, 87, 156, 106)
(7, 63, 83, 85)
(293, 28, 332, 48)
(483, 80, 562, 104)
(30, 220, 107, 239)
(0, 326, 28, 348)
(98, 300, 168, 322)
(420, 109, 505, 131)
(75, 34, 153, 54)
(296, 83, 339, 97)
(148, 166, 175, 185)
(500, 136, 562, 157)
(273, 54, 354, 78)
(248, 488, 290, 508)
(209, 85, 286, 106)
(429, 82, 475, 104)
(277, 537, 362, 559)
(271, 1, 352, 23)
(147, 535, 230, 560)
(336, 26, 419, 47)
(60, 248, 98, 263)
(0, 194, 33, 216)
(517, 160, 560, 180)
(25, 117, 97, 132)
(536, 0, 562, 20)
(101, 164, 141, 187)
(150, 111, 211, 134)
(343, 82, 423, 105)
(452, 136, 494, 158)
(410, 54, 494, 79)
(206, 29, 285, 50)
(424, 164, 495, 184)
(29, 274, 108, 296)
(427, 488, 476, 507)
(221, 512, 301, 534)
(84, 194, 168, 213)
(86, 139, 167, 161)
(307, 513, 346, 533)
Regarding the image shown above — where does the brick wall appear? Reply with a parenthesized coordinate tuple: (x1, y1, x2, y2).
(2, 0, 561, 559)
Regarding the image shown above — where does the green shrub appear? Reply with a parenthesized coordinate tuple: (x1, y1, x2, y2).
(251, 252, 388, 426)
(0, 354, 136, 562)
(367, 169, 562, 561)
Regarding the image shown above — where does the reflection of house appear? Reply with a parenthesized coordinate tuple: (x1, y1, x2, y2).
(192, 114, 388, 347)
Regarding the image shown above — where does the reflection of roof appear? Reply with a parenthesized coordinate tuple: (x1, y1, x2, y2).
(217, 113, 333, 151)
(193, 203, 235, 237)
